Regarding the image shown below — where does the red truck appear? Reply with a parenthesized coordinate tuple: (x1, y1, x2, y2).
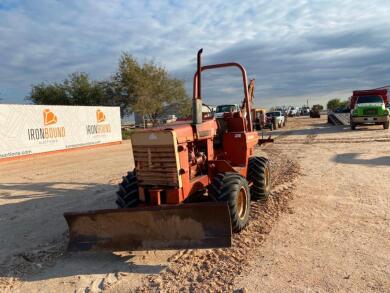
(349, 88, 389, 130)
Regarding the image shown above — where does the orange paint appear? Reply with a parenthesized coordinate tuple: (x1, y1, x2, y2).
(43, 109, 58, 125)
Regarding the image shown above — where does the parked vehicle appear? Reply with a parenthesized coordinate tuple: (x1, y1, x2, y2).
(301, 106, 310, 116)
(266, 111, 285, 129)
(252, 108, 267, 130)
(288, 106, 298, 117)
(163, 114, 177, 124)
(275, 107, 289, 124)
(252, 108, 276, 131)
(349, 89, 389, 130)
(214, 104, 240, 118)
(310, 105, 321, 118)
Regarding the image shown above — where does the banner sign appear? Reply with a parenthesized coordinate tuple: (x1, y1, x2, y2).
(0, 105, 122, 160)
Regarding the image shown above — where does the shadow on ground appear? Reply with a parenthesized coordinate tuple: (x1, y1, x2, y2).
(24, 251, 166, 282)
(333, 153, 390, 166)
(270, 122, 389, 137)
(0, 181, 165, 282)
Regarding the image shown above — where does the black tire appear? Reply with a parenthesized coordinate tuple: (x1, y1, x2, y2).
(247, 157, 271, 200)
(269, 123, 273, 131)
(116, 171, 140, 208)
(384, 121, 389, 129)
(351, 122, 356, 130)
(283, 119, 286, 127)
(209, 173, 250, 233)
(273, 119, 277, 129)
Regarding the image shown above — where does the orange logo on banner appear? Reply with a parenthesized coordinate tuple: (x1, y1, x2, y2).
(43, 109, 57, 125)
(96, 109, 106, 123)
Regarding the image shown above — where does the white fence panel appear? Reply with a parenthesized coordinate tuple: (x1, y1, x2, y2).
(0, 105, 122, 160)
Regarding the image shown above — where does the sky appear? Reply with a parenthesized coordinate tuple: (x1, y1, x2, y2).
(0, 0, 390, 109)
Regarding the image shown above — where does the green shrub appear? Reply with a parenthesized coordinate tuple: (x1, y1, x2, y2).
(121, 128, 133, 140)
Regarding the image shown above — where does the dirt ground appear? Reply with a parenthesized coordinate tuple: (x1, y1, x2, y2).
(235, 117, 390, 292)
(0, 116, 389, 292)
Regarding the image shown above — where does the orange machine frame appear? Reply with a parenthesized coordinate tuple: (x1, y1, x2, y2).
(136, 49, 260, 205)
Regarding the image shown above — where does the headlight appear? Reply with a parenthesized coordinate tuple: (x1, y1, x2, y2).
(384, 109, 389, 115)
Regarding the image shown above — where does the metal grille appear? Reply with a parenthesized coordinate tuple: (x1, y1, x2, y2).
(133, 145, 179, 186)
(363, 108, 378, 115)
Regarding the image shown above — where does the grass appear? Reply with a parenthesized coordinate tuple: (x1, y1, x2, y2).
(121, 128, 134, 140)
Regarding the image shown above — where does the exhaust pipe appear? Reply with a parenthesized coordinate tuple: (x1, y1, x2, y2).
(193, 48, 203, 125)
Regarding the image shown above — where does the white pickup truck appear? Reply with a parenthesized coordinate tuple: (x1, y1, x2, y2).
(288, 106, 298, 117)
(266, 111, 285, 129)
(214, 104, 241, 118)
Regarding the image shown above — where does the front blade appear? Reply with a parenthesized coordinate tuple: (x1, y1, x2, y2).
(64, 202, 232, 251)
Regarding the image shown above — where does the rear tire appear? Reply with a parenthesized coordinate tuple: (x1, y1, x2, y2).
(247, 157, 271, 200)
(384, 121, 389, 129)
(116, 171, 140, 208)
(209, 173, 251, 233)
(351, 122, 356, 130)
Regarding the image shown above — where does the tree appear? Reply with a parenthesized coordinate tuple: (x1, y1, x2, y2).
(27, 72, 114, 106)
(313, 104, 324, 110)
(111, 53, 141, 116)
(327, 98, 349, 110)
(339, 100, 349, 109)
(114, 53, 191, 124)
(27, 82, 68, 105)
(327, 99, 340, 110)
(26, 53, 192, 121)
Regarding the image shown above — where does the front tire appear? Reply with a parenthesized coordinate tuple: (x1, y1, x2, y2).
(209, 173, 251, 233)
(384, 121, 389, 129)
(116, 171, 140, 208)
(247, 157, 271, 200)
(351, 122, 356, 130)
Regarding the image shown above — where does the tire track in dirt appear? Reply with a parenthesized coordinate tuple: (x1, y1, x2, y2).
(0, 236, 67, 292)
(15, 238, 67, 276)
(134, 148, 301, 292)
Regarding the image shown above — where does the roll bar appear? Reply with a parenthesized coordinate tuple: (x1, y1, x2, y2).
(192, 49, 253, 131)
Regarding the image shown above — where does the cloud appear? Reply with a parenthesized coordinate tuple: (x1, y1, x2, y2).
(0, 0, 389, 108)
